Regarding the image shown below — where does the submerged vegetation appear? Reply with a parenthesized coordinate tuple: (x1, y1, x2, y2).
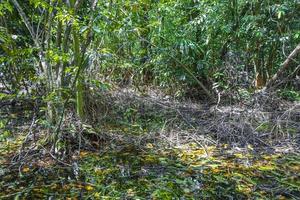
(0, 0, 300, 199)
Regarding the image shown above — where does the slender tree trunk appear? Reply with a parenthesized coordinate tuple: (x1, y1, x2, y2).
(10, 0, 57, 123)
(264, 43, 300, 90)
(72, 27, 84, 119)
(74, 0, 98, 120)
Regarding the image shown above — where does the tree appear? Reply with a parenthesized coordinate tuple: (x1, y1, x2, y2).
(264, 43, 300, 90)
(8, 0, 99, 142)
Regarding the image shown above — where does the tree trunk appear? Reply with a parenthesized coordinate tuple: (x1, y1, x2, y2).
(264, 43, 300, 90)
(10, 0, 57, 123)
(73, 27, 85, 119)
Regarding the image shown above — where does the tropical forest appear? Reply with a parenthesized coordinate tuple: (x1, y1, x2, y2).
(0, 0, 300, 199)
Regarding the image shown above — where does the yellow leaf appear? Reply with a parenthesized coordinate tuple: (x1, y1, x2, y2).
(127, 188, 135, 197)
(146, 143, 153, 149)
(247, 144, 253, 150)
(85, 185, 94, 191)
(22, 167, 30, 173)
(211, 168, 220, 173)
(290, 165, 300, 172)
(258, 165, 275, 171)
(79, 151, 89, 158)
(277, 195, 287, 200)
(94, 192, 100, 198)
(234, 153, 244, 158)
(237, 184, 252, 194)
(193, 149, 206, 155)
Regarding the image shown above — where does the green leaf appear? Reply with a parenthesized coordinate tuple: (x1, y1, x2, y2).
(92, 26, 101, 33)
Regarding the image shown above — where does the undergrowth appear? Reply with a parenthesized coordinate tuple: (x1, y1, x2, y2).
(0, 89, 299, 199)
(1, 136, 300, 199)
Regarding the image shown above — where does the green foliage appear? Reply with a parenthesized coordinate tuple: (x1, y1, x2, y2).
(80, 0, 300, 94)
(0, 0, 12, 16)
(1, 0, 299, 101)
(278, 89, 300, 101)
(0, 130, 11, 142)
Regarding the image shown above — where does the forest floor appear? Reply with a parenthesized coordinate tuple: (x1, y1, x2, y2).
(0, 88, 300, 199)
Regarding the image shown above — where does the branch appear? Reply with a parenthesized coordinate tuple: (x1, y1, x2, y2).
(62, 0, 82, 50)
(10, 0, 39, 47)
(264, 43, 300, 90)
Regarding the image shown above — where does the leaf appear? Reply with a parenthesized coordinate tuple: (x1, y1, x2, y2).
(146, 143, 154, 149)
(247, 144, 253, 151)
(80, 151, 90, 158)
(258, 165, 275, 171)
(85, 185, 94, 191)
(80, 26, 88, 34)
(22, 167, 30, 173)
(92, 26, 101, 33)
(211, 168, 220, 173)
(127, 188, 135, 197)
